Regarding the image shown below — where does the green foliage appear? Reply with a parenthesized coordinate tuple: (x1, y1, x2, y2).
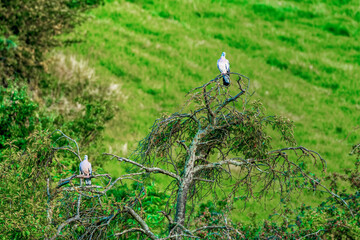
(0, 36, 17, 50)
(0, 0, 103, 85)
(0, 78, 115, 162)
(0, 85, 54, 151)
(49, 179, 169, 239)
(0, 131, 59, 239)
(0, 0, 116, 162)
(0, 0, 359, 238)
(0, 0, 116, 236)
(56, 0, 359, 229)
(67, 0, 104, 8)
(189, 159, 360, 239)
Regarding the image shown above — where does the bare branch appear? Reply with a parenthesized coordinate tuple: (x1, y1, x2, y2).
(299, 229, 325, 239)
(193, 158, 252, 173)
(177, 140, 190, 156)
(124, 206, 158, 240)
(57, 174, 111, 188)
(160, 234, 199, 239)
(103, 153, 181, 181)
(59, 172, 147, 199)
(76, 193, 81, 216)
(169, 222, 196, 238)
(99, 172, 145, 194)
(61, 185, 103, 191)
(188, 76, 220, 93)
(193, 177, 214, 183)
(214, 90, 245, 116)
(203, 87, 216, 123)
(46, 178, 52, 224)
(114, 228, 148, 237)
(350, 143, 360, 155)
(287, 159, 353, 217)
(159, 211, 173, 224)
(50, 215, 80, 240)
(193, 225, 230, 232)
(269, 146, 327, 169)
(51, 129, 81, 161)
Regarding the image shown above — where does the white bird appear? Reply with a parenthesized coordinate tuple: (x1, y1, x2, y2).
(217, 52, 231, 86)
(79, 155, 92, 185)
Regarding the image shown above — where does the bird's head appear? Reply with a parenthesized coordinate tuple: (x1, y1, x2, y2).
(84, 155, 88, 161)
(221, 52, 226, 57)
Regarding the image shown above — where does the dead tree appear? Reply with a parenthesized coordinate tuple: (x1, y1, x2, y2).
(51, 73, 345, 239)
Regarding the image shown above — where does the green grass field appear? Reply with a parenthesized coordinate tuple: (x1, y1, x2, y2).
(59, 0, 359, 222)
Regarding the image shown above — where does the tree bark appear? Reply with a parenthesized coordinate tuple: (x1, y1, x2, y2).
(173, 128, 208, 229)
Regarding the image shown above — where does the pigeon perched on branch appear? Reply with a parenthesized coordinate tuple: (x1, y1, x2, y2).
(217, 52, 230, 86)
(79, 155, 92, 185)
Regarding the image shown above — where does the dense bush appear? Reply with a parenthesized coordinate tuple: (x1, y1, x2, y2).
(0, 131, 56, 239)
(0, 1, 116, 237)
(0, 85, 47, 150)
(0, 0, 103, 85)
(0, 73, 115, 164)
(0, 0, 115, 159)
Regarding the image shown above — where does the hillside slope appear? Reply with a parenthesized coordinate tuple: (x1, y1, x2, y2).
(60, 0, 359, 219)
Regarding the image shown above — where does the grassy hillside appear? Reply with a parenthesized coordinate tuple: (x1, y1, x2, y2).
(59, 0, 359, 221)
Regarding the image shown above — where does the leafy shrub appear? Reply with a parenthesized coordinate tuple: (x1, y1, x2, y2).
(0, 131, 59, 239)
(0, 85, 54, 151)
(0, 0, 117, 238)
(0, 73, 116, 161)
(0, 0, 103, 85)
(0, 0, 116, 161)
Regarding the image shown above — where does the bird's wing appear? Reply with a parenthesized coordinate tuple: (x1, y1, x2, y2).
(80, 161, 90, 175)
(225, 59, 230, 72)
(217, 58, 228, 74)
(89, 162, 92, 175)
(217, 58, 221, 72)
(79, 161, 84, 173)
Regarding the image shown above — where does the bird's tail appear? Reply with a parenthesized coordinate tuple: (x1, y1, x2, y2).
(223, 74, 230, 86)
(85, 178, 91, 186)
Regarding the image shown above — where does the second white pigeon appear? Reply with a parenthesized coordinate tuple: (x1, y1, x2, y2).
(79, 155, 92, 185)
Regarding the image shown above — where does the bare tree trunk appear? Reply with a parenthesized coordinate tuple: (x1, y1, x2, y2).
(173, 128, 207, 229)
(174, 179, 191, 227)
